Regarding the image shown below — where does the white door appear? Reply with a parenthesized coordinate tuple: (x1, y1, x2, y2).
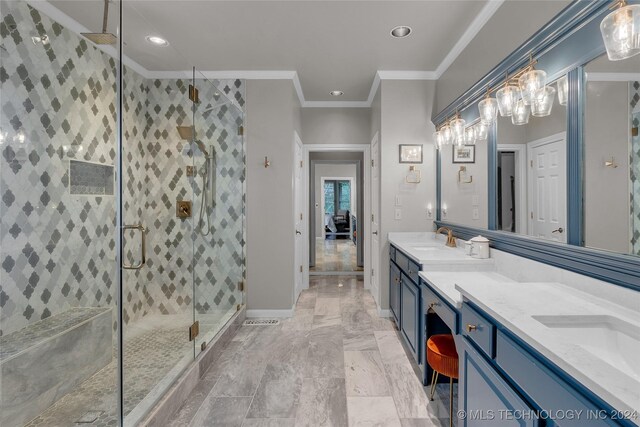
(293, 133, 304, 300)
(527, 133, 567, 242)
(370, 133, 380, 305)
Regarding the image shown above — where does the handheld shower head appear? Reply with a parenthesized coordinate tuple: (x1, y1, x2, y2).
(195, 140, 210, 158)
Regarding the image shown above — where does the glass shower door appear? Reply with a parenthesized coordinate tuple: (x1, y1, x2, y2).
(192, 73, 245, 354)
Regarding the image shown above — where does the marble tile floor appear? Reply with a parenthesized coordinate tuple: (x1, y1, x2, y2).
(21, 312, 233, 427)
(311, 239, 362, 273)
(169, 276, 457, 427)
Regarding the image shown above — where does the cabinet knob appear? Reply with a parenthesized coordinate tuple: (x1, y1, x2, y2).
(466, 324, 477, 332)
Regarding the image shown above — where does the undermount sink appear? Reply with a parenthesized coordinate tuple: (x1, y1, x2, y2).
(532, 315, 640, 380)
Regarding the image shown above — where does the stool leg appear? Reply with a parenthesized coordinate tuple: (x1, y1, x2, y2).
(449, 376, 454, 427)
(429, 370, 439, 401)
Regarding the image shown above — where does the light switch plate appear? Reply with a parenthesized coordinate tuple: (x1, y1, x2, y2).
(427, 209, 433, 219)
(395, 195, 402, 206)
(472, 195, 479, 206)
(395, 208, 402, 220)
(472, 207, 479, 220)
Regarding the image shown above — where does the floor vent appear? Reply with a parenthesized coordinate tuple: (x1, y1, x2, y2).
(243, 319, 280, 326)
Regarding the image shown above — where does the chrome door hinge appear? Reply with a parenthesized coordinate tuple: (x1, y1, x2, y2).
(530, 160, 533, 168)
(371, 214, 374, 222)
(300, 160, 303, 168)
(530, 211, 534, 219)
(371, 159, 374, 167)
(300, 213, 303, 221)
(189, 321, 200, 341)
(371, 268, 375, 277)
(189, 84, 199, 103)
(299, 265, 303, 273)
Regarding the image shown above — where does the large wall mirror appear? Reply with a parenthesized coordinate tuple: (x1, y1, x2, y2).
(584, 54, 640, 257)
(495, 76, 568, 242)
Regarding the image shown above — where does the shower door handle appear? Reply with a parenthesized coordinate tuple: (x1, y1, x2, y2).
(122, 224, 147, 270)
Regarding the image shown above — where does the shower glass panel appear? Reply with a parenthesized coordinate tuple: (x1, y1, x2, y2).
(0, 0, 121, 426)
(120, 14, 196, 425)
(192, 73, 245, 355)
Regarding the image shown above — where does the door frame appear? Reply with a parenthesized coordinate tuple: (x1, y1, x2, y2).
(320, 176, 356, 239)
(303, 144, 371, 291)
(526, 132, 567, 241)
(497, 144, 527, 234)
(293, 131, 304, 302)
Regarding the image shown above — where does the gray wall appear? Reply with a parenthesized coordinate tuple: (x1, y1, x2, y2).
(584, 80, 630, 253)
(434, 1, 571, 115)
(377, 80, 437, 310)
(302, 108, 371, 146)
(314, 164, 358, 238)
(245, 79, 301, 311)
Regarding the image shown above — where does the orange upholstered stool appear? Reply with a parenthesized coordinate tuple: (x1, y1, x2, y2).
(427, 334, 459, 427)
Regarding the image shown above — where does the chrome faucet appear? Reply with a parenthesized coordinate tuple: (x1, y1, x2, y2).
(436, 226, 457, 248)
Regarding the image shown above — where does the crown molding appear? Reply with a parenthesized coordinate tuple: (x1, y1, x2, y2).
(26, 0, 505, 108)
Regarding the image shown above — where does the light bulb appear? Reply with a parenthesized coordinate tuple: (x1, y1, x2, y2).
(475, 123, 489, 141)
(464, 127, 476, 145)
(478, 97, 498, 124)
(441, 125, 453, 145)
(496, 85, 521, 117)
(531, 85, 556, 117)
(450, 118, 466, 141)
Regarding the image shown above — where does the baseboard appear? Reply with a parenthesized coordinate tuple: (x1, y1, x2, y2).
(377, 308, 391, 318)
(246, 308, 294, 318)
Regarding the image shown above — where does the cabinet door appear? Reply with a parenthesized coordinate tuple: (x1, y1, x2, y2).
(389, 261, 401, 326)
(401, 275, 420, 361)
(463, 339, 539, 427)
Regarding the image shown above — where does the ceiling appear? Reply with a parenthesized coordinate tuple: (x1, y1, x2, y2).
(47, 0, 492, 102)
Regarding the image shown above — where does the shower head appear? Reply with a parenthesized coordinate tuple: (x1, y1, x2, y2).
(81, 0, 117, 45)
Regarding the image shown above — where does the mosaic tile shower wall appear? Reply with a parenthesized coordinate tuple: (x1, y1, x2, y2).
(631, 81, 639, 256)
(0, 0, 245, 335)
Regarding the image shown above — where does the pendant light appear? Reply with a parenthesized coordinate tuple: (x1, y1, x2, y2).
(464, 127, 477, 145)
(450, 116, 466, 141)
(432, 130, 444, 150)
(557, 75, 569, 106)
(440, 125, 453, 145)
(531, 86, 556, 117)
(475, 123, 489, 142)
(519, 69, 547, 105)
(496, 83, 521, 117)
(511, 99, 530, 125)
(601, 0, 640, 61)
(478, 98, 498, 125)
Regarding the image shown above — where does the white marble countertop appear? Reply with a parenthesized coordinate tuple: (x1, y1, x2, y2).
(388, 232, 495, 269)
(418, 271, 515, 308)
(455, 280, 640, 421)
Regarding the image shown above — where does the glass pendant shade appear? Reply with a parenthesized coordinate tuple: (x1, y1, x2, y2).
(557, 75, 569, 106)
(432, 131, 444, 149)
(600, 4, 640, 61)
(519, 69, 547, 105)
(478, 98, 499, 124)
(440, 125, 453, 145)
(475, 123, 489, 141)
(511, 99, 530, 125)
(496, 85, 521, 116)
(451, 118, 466, 141)
(531, 85, 556, 117)
(464, 127, 476, 145)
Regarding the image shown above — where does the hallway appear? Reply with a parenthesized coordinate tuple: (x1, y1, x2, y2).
(311, 239, 361, 273)
(169, 276, 452, 426)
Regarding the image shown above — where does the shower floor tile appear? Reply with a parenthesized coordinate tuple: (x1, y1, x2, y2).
(21, 314, 228, 427)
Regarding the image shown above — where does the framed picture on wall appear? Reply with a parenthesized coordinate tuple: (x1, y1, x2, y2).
(452, 145, 475, 163)
(399, 144, 423, 163)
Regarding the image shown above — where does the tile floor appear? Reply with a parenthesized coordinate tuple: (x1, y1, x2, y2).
(170, 276, 456, 426)
(311, 239, 362, 272)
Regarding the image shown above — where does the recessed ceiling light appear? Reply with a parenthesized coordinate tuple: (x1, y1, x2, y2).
(330, 90, 344, 96)
(390, 26, 412, 38)
(145, 35, 169, 46)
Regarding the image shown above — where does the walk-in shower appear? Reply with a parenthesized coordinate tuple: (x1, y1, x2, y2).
(0, 1, 246, 425)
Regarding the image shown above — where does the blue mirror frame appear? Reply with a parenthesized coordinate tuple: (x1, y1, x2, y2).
(434, 0, 640, 292)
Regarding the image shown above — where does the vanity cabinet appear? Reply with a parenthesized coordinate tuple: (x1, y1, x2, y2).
(462, 301, 627, 427)
(389, 244, 422, 363)
(389, 261, 401, 326)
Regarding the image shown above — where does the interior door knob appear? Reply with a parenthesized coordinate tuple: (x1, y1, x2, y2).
(296, 230, 301, 235)
(552, 227, 564, 234)
(372, 231, 378, 235)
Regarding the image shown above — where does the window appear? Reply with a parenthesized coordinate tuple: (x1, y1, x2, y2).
(324, 180, 351, 215)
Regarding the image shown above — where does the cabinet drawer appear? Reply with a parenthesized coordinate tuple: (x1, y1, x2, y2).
(390, 246, 397, 263)
(496, 332, 615, 427)
(395, 250, 409, 274)
(461, 303, 495, 358)
(422, 283, 458, 333)
(406, 259, 420, 284)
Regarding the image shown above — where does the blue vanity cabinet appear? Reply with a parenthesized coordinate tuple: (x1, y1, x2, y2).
(389, 260, 401, 326)
(462, 338, 540, 427)
(400, 273, 420, 361)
